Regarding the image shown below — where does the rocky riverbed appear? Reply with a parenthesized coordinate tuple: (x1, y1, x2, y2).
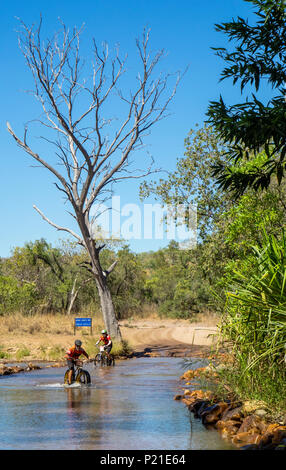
(176, 366, 286, 450)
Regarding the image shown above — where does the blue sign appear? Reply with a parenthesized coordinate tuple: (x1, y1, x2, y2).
(74, 317, 93, 335)
(75, 318, 92, 327)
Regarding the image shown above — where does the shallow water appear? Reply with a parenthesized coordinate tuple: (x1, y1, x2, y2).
(0, 357, 235, 450)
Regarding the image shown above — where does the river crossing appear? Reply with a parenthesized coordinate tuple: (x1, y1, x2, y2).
(0, 356, 235, 450)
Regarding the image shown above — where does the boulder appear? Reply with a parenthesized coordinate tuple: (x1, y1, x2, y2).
(180, 367, 207, 381)
(232, 431, 262, 447)
(221, 405, 243, 422)
(188, 399, 210, 418)
(259, 423, 286, 447)
(240, 444, 260, 450)
(216, 419, 241, 439)
(237, 415, 267, 435)
(26, 363, 41, 371)
(174, 395, 183, 401)
(182, 396, 198, 406)
(201, 402, 229, 425)
(271, 427, 286, 445)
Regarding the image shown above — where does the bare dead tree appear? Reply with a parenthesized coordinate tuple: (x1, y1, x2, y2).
(7, 18, 181, 340)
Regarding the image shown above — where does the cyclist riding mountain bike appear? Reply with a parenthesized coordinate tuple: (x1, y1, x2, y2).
(96, 330, 113, 361)
(65, 339, 89, 385)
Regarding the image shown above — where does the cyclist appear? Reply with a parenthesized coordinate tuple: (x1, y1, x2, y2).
(65, 339, 89, 385)
(96, 329, 113, 361)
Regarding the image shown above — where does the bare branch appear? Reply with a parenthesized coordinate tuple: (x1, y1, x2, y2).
(33, 204, 84, 244)
(7, 121, 74, 201)
(103, 260, 118, 277)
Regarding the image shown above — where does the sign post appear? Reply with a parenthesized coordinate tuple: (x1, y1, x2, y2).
(74, 317, 93, 335)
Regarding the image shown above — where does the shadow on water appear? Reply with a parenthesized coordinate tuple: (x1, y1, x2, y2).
(0, 357, 235, 450)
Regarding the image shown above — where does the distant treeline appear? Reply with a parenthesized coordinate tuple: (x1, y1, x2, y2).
(0, 238, 219, 319)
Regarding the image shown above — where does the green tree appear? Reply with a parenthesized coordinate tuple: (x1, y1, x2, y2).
(0, 275, 37, 315)
(2, 239, 93, 314)
(139, 241, 214, 318)
(140, 125, 229, 242)
(140, 126, 236, 313)
(207, 0, 286, 197)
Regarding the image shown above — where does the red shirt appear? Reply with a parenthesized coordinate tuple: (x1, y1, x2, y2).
(99, 335, 111, 346)
(65, 346, 89, 360)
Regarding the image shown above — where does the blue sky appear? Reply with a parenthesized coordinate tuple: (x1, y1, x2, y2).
(0, 0, 259, 256)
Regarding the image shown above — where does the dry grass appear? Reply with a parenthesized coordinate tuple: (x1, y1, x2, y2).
(0, 312, 105, 361)
(189, 311, 220, 327)
(0, 309, 220, 361)
(0, 312, 104, 335)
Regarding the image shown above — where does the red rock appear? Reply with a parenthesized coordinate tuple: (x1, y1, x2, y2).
(232, 431, 262, 446)
(216, 419, 241, 439)
(269, 427, 286, 445)
(221, 406, 243, 422)
(237, 415, 264, 434)
(259, 423, 284, 447)
(216, 419, 241, 431)
(220, 426, 240, 440)
(174, 395, 183, 400)
(201, 402, 229, 424)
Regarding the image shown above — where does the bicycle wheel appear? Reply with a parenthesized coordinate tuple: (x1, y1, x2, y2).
(94, 353, 102, 366)
(106, 356, 115, 366)
(102, 354, 108, 366)
(76, 369, 91, 385)
(64, 369, 75, 384)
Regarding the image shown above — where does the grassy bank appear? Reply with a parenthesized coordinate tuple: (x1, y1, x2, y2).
(212, 358, 286, 421)
(185, 350, 286, 423)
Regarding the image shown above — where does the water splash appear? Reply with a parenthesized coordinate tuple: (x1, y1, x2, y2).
(36, 382, 81, 389)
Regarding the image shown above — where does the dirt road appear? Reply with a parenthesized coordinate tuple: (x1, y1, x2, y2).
(120, 318, 218, 357)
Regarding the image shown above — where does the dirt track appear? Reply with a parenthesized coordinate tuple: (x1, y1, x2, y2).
(120, 319, 218, 357)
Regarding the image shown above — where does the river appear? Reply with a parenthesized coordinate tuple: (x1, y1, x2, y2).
(0, 356, 235, 450)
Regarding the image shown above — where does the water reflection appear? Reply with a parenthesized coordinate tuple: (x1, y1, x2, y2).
(0, 357, 235, 450)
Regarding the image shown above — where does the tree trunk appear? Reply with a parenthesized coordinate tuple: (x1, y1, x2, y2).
(95, 277, 122, 340)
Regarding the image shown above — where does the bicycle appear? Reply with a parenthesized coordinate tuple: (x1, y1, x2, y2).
(64, 360, 91, 385)
(94, 345, 115, 367)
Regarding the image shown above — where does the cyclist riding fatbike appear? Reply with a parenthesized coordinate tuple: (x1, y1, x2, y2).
(96, 330, 113, 361)
(65, 339, 89, 385)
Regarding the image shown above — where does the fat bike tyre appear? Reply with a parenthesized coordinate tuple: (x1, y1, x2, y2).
(76, 369, 91, 385)
(107, 356, 115, 366)
(64, 370, 75, 385)
(94, 354, 102, 367)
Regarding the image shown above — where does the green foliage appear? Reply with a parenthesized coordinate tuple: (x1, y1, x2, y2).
(215, 363, 286, 414)
(139, 241, 213, 318)
(220, 229, 286, 377)
(207, 0, 286, 196)
(140, 125, 229, 241)
(0, 275, 38, 315)
(222, 162, 286, 255)
(99, 246, 148, 318)
(16, 347, 30, 360)
(0, 239, 95, 315)
(0, 345, 10, 359)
